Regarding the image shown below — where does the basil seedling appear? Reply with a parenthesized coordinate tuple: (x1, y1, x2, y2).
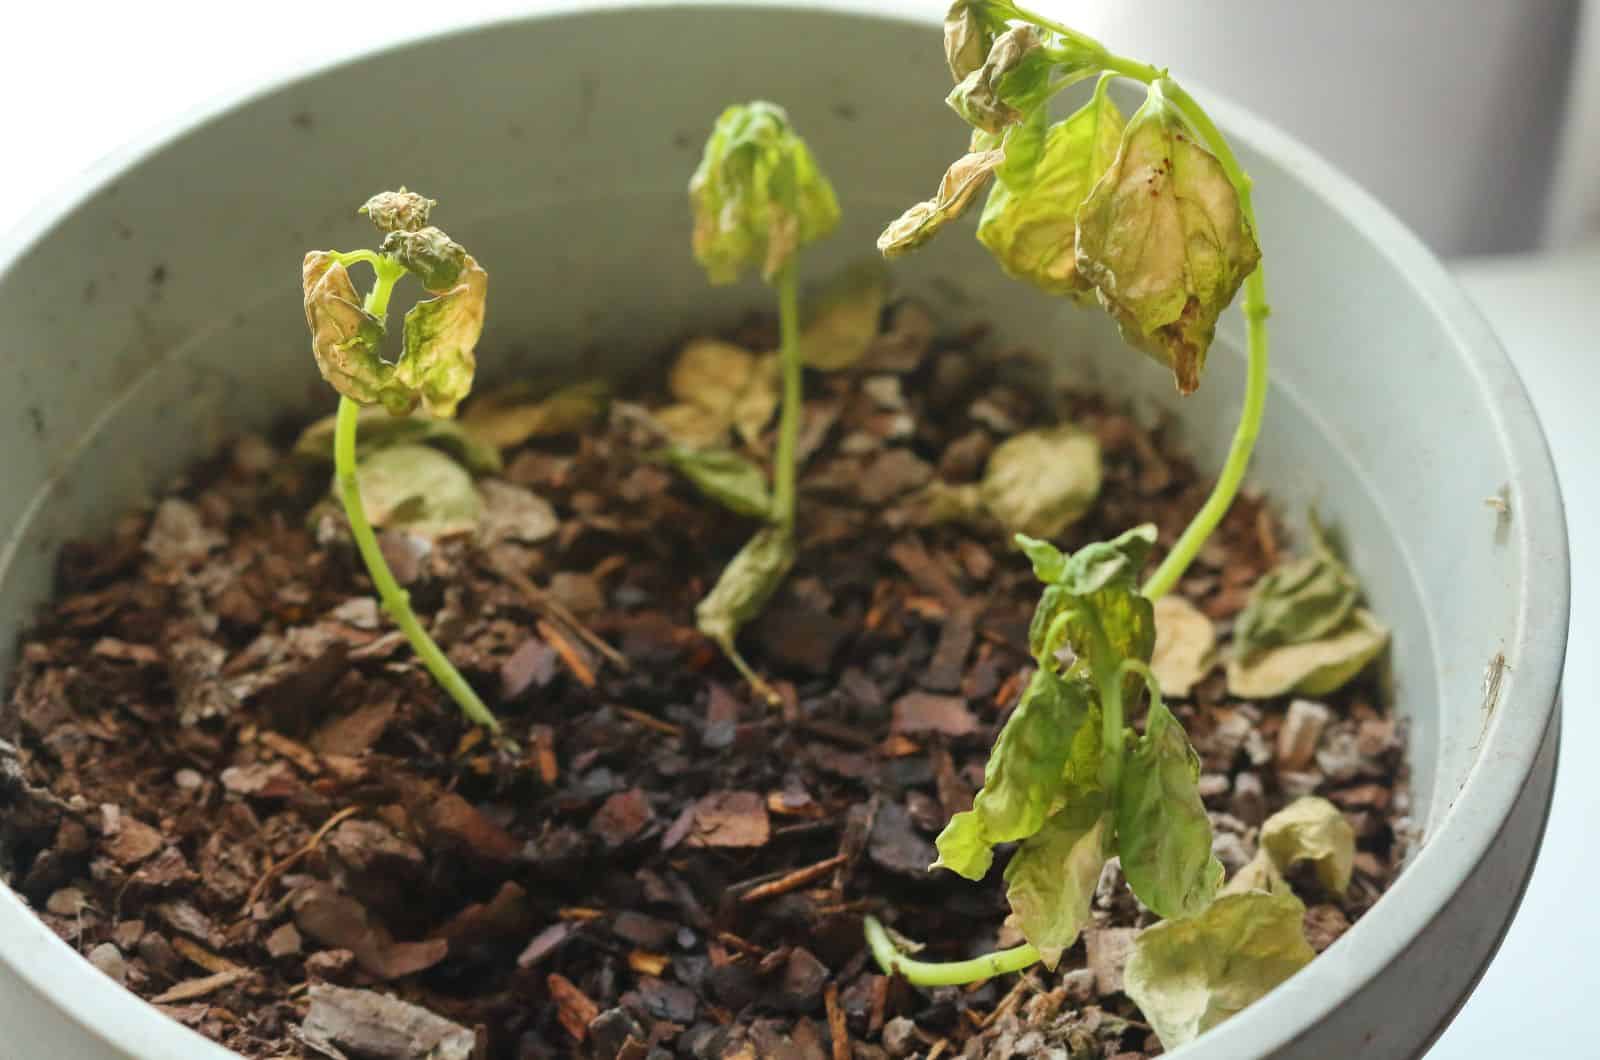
(301, 189, 499, 732)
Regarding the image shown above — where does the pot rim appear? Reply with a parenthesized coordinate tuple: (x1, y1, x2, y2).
(0, 3, 1570, 1058)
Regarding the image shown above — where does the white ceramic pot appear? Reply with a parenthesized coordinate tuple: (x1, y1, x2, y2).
(0, 3, 1567, 1057)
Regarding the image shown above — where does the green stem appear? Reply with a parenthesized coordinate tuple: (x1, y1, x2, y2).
(335, 397, 500, 732)
(864, 916, 1040, 986)
(771, 264, 803, 532)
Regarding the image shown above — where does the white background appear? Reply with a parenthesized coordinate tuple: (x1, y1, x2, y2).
(2, 2, 1595, 1056)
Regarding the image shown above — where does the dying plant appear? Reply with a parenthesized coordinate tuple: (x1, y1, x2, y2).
(857, 4, 1362, 1045)
(300, 189, 500, 733)
(673, 101, 842, 700)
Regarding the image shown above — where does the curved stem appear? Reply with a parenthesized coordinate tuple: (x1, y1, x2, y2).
(864, 916, 1040, 986)
(771, 264, 803, 532)
(335, 397, 500, 732)
(1118, 657, 1166, 714)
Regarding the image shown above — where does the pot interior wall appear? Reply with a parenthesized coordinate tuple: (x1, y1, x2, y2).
(0, 4, 1542, 892)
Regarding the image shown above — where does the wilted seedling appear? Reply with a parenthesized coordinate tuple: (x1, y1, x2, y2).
(861, 3, 1351, 1043)
(678, 101, 841, 700)
(300, 189, 500, 732)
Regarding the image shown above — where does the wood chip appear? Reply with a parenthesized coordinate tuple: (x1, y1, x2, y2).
(685, 791, 770, 848)
(737, 855, 847, 904)
(547, 972, 601, 1042)
(302, 984, 475, 1060)
(150, 969, 249, 1005)
(890, 692, 978, 737)
(825, 982, 850, 1060)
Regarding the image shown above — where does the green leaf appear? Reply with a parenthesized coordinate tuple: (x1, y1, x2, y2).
(1013, 533, 1067, 583)
(380, 226, 468, 290)
(932, 667, 1094, 879)
(1116, 699, 1223, 919)
(979, 424, 1102, 540)
(1225, 608, 1388, 699)
(695, 527, 796, 663)
(1259, 796, 1355, 897)
(878, 148, 1006, 258)
(652, 446, 773, 520)
(461, 380, 610, 450)
(977, 74, 1124, 296)
(302, 252, 411, 415)
(1025, 525, 1158, 669)
(689, 101, 841, 285)
(1151, 594, 1217, 698)
(799, 260, 888, 371)
(1124, 891, 1314, 1049)
(1234, 519, 1359, 658)
(394, 256, 488, 418)
(1075, 82, 1261, 395)
(293, 406, 503, 475)
(353, 444, 482, 540)
(1004, 805, 1109, 968)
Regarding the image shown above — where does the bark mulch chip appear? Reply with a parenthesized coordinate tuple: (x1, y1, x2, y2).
(1, 323, 1409, 1059)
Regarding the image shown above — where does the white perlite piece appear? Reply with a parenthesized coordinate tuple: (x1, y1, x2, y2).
(1277, 698, 1331, 771)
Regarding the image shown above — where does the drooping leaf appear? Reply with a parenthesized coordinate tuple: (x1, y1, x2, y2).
(1124, 891, 1314, 1049)
(1013, 533, 1067, 583)
(1151, 595, 1217, 698)
(394, 256, 488, 418)
(977, 74, 1124, 296)
(1004, 805, 1109, 968)
(302, 252, 411, 415)
(1116, 699, 1223, 919)
(695, 527, 796, 676)
(979, 424, 1102, 539)
(461, 380, 610, 450)
(878, 148, 1006, 258)
(660, 339, 780, 448)
(799, 260, 889, 371)
(932, 667, 1094, 879)
(1075, 82, 1261, 395)
(1225, 608, 1388, 699)
(1233, 519, 1359, 659)
(353, 444, 482, 540)
(293, 406, 503, 475)
(651, 446, 773, 520)
(689, 101, 841, 285)
(1259, 796, 1355, 897)
(946, 26, 1055, 133)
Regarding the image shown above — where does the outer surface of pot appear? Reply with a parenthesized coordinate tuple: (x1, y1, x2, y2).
(0, 4, 1567, 1058)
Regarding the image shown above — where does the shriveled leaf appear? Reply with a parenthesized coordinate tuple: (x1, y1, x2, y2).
(1075, 83, 1261, 395)
(1124, 891, 1314, 1049)
(354, 444, 481, 540)
(878, 148, 1006, 258)
(461, 380, 609, 450)
(652, 446, 772, 520)
(393, 256, 487, 418)
(1259, 796, 1355, 896)
(293, 406, 502, 475)
(1234, 520, 1359, 658)
(302, 252, 410, 415)
(979, 425, 1102, 539)
(978, 74, 1124, 296)
(380, 226, 467, 290)
(946, 26, 1054, 133)
(942, 0, 1004, 82)
(1116, 700, 1223, 919)
(360, 188, 436, 234)
(664, 339, 779, 448)
(1226, 609, 1388, 699)
(1151, 595, 1217, 698)
(696, 528, 796, 678)
(907, 480, 986, 528)
(933, 667, 1094, 879)
(1005, 806, 1108, 968)
(799, 260, 888, 371)
(689, 101, 840, 284)
(476, 481, 559, 547)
